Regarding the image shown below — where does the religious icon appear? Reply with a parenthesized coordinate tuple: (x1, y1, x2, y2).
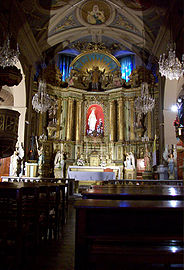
(86, 105, 104, 137)
(88, 108, 97, 133)
(87, 4, 105, 25)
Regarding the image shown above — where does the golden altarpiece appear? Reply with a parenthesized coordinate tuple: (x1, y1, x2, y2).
(32, 45, 158, 180)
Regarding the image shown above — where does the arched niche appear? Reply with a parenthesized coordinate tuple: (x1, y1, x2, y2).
(86, 104, 104, 137)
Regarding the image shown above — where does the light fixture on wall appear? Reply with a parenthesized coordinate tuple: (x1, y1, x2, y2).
(134, 82, 155, 114)
(32, 79, 53, 113)
(0, 35, 20, 68)
(159, 42, 184, 80)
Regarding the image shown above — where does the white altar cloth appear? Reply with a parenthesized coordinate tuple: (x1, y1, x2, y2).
(68, 171, 115, 181)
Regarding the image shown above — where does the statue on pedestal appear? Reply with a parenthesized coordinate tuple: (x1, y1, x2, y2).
(11, 149, 19, 176)
(144, 144, 151, 171)
(54, 150, 64, 178)
(38, 145, 44, 170)
(168, 153, 175, 179)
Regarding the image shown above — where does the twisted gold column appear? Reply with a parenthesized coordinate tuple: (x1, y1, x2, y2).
(117, 98, 124, 142)
(130, 98, 135, 141)
(109, 100, 115, 142)
(76, 100, 82, 142)
(66, 97, 74, 141)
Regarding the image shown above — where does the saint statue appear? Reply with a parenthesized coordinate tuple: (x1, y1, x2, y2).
(124, 152, 135, 170)
(87, 66, 105, 90)
(168, 153, 175, 179)
(87, 5, 105, 25)
(11, 150, 19, 176)
(38, 146, 44, 170)
(54, 151, 63, 168)
(144, 145, 151, 171)
(88, 108, 97, 133)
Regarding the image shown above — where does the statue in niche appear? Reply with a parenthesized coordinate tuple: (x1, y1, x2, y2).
(88, 107, 97, 133)
(135, 112, 146, 138)
(124, 152, 135, 170)
(54, 150, 63, 168)
(87, 4, 105, 25)
(87, 66, 105, 91)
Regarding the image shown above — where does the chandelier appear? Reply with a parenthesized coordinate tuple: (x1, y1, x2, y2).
(0, 36, 20, 68)
(159, 42, 184, 80)
(32, 80, 53, 113)
(134, 82, 155, 114)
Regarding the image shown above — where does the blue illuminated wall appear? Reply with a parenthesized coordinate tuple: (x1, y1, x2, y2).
(118, 55, 135, 82)
(57, 54, 75, 82)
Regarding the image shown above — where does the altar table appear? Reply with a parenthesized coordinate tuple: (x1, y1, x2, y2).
(68, 171, 115, 181)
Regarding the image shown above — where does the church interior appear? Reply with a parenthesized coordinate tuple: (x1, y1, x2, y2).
(0, 0, 183, 269)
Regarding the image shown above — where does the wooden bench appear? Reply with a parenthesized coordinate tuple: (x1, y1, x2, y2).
(74, 199, 184, 270)
(100, 179, 183, 186)
(82, 185, 184, 201)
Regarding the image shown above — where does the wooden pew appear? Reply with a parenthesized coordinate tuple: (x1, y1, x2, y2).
(74, 199, 184, 270)
(101, 179, 184, 186)
(82, 186, 184, 201)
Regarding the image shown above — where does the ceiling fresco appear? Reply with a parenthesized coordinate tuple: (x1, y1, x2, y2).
(15, 0, 183, 66)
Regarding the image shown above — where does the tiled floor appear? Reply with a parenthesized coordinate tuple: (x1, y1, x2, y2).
(28, 198, 78, 270)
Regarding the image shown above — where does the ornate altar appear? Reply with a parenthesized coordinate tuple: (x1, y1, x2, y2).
(33, 43, 158, 179)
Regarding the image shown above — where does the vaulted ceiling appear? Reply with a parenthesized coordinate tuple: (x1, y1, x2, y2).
(0, 0, 184, 69)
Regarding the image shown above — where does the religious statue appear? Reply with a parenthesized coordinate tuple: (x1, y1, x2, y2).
(177, 97, 184, 127)
(87, 5, 105, 25)
(17, 142, 24, 176)
(144, 144, 151, 171)
(135, 112, 146, 138)
(38, 145, 44, 170)
(112, 70, 123, 87)
(54, 150, 63, 168)
(124, 152, 135, 170)
(96, 118, 103, 136)
(11, 149, 19, 176)
(168, 153, 175, 179)
(163, 144, 169, 164)
(87, 66, 105, 90)
(88, 108, 97, 133)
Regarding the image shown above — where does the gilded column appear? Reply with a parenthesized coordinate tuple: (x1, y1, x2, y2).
(66, 97, 74, 141)
(130, 98, 135, 141)
(147, 111, 152, 139)
(109, 100, 115, 142)
(117, 98, 124, 141)
(56, 98, 62, 139)
(38, 113, 43, 136)
(76, 100, 82, 142)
